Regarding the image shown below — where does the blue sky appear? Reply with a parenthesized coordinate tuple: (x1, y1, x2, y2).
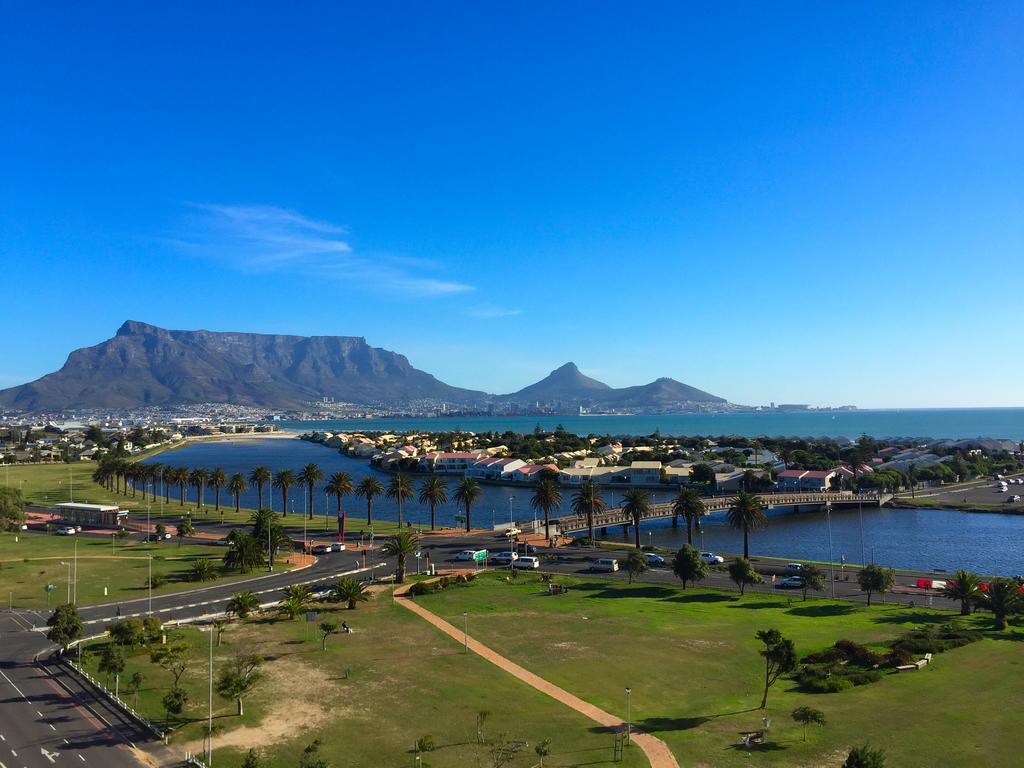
(2, 2, 1021, 407)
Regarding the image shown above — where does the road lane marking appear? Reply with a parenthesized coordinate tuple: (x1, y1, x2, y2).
(48, 724, 56, 731)
(79, 755, 86, 762)
(0, 670, 28, 702)
(35, 711, 42, 718)
(40, 747, 60, 764)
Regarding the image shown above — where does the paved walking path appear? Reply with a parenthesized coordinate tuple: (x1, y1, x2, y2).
(394, 579, 679, 768)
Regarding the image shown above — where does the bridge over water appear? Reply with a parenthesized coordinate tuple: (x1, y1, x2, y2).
(528, 491, 891, 535)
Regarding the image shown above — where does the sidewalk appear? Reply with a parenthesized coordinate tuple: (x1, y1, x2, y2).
(394, 580, 679, 768)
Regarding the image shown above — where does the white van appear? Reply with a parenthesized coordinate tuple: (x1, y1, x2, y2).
(513, 556, 541, 570)
(590, 558, 619, 573)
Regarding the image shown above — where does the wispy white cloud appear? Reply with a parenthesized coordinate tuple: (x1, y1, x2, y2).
(465, 304, 522, 319)
(175, 204, 473, 297)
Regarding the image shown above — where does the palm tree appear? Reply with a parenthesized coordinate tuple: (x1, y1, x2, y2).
(381, 531, 419, 583)
(226, 590, 260, 619)
(332, 577, 369, 609)
(942, 569, 982, 616)
(161, 466, 174, 503)
(146, 463, 162, 502)
(248, 466, 271, 510)
(531, 478, 563, 542)
(386, 473, 415, 528)
(272, 469, 296, 516)
(228, 473, 246, 515)
(189, 467, 210, 511)
(571, 479, 605, 544)
(418, 476, 448, 531)
(297, 463, 324, 519)
(978, 577, 1023, 631)
(619, 487, 650, 549)
(356, 476, 384, 526)
(325, 471, 353, 542)
(726, 491, 767, 559)
(672, 487, 706, 545)
(453, 478, 481, 533)
(279, 584, 313, 620)
(210, 467, 227, 513)
(174, 467, 189, 506)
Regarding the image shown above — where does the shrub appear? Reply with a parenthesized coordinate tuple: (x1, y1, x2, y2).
(416, 735, 436, 752)
(890, 627, 981, 656)
(147, 574, 167, 589)
(408, 582, 433, 597)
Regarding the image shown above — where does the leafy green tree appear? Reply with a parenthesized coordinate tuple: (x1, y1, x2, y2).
(297, 463, 325, 519)
(418, 476, 448, 531)
(356, 476, 384, 526)
(226, 590, 261, 619)
(272, 469, 296, 516)
(332, 577, 369, 609)
(189, 467, 210, 510)
(386, 473, 415, 527)
(325, 471, 353, 535)
(151, 642, 191, 687)
(380, 531, 419, 583)
(671, 487, 705, 545)
(535, 739, 551, 767)
(216, 652, 263, 716)
(454, 478, 482, 533)
(942, 569, 982, 616)
(176, 516, 195, 548)
(726, 492, 767, 559)
(248, 466, 272, 510)
(210, 467, 227, 514)
(250, 509, 290, 566)
(857, 564, 895, 607)
(843, 744, 887, 768)
(571, 479, 605, 544)
(619, 487, 650, 549)
(108, 617, 146, 646)
(98, 644, 126, 685)
(190, 558, 218, 582)
(0, 487, 25, 531)
(298, 739, 328, 768)
(162, 686, 187, 726)
(154, 522, 167, 539)
(791, 706, 826, 741)
(228, 473, 246, 515)
(728, 558, 763, 596)
(223, 530, 265, 573)
(756, 628, 797, 709)
(279, 584, 313, 620)
(672, 544, 708, 589)
(689, 463, 716, 485)
(531, 478, 563, 542)
(800, 564, 826, 601)
(126, 671, 144, 708)
(46, 603, 83, 650)
(318, 621, 339, 650)
(978, 577, 1023, 631)
(241, 749, 260, 768)
(624, 549, 649, 584)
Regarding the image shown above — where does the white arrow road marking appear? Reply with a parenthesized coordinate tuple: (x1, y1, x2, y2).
(41, 747, 60, 763)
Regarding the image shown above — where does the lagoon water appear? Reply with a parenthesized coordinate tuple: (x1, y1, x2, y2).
(148, 438, 1024, 576)
(279, 407, 1024, 441)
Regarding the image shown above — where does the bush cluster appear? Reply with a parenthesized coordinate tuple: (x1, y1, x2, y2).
(408, 573, 475, 596)
(890, 626, 981, 656)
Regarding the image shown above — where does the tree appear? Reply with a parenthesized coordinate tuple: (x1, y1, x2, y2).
(210, 467, 227, 514)
(173, 466, 189, 505)
(624, 550, 648, 584)
(619, 487, 650, 548)
(418, 476, 448, 532)
(176, 516, 195, 548)
(531, 478, 563, 542)
(843, 744, 887, 768)
(942, 569, 982, 616)
(151, 642, 191, 687)
(671, 487, 705, 545)
(248, 466, 272, 510)
(0, 487, 25, 531)
(386, 473, 415, 528)
(728, 558, 763, 596)
(98, 644, 125, 686)
(672, 544, 708, 589)
(571, 480, 605, 544)
(298, 739, 328, 768)
(126, 671, 144, 708)
(977, 577, 1023, 631)
(223, 531, 265, 573)
(332, 577, 369, 609)
(108, 617, 146, 646)
(279, 583, 313, 620)
(756, 628, 797, 709)
(155, 522, 167, 539)
(297, 463, 324, 519)
(325, 471, 353, 539)
(189, 467, 210, 511)
(381, 531, 419, 583)
(535, 739, 552, 768)
(356, 476, 384, 526)
(46, 603, 83, 650)
(726, 492, 767, 559)
(791, 706, 825, 741)
(272, 469, 296, 517)
(800, 564, 826, 601)
(454, 478, 481, 533)
(241, 749, 260, 768)
(318, 621, 339, 650)
(857, 564, 895, 607)
(190, 558, 218, 582)
(226, 591, 260, 619)
(216, 652, 263, 716)
(689, 463, 716, 485)
(228, 473, 246, 515)
(213, 618, 228, 646)
(250, 509, 289, 566)
(162, 686, 188, 726)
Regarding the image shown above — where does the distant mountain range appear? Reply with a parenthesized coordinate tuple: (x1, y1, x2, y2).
(0, 322, 728, 411)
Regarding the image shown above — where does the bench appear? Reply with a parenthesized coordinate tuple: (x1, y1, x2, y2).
(741, 731, 766, 748)
(897, 654, 933, 672)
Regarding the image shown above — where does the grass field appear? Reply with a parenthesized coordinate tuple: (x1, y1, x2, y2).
(418, 572, 1023, 767)
(0, 534, 284, 608)
(80, 591, 648, 768)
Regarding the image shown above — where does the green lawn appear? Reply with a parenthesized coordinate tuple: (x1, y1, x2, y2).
(80, 592, 648, 768)
(417, 572, 1024, 767)
(3, 461, 131, 508)
(0, 534, 284, 608)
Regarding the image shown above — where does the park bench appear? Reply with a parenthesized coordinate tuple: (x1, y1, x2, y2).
(897, 653, 933, 672)
(740, 731, 766, 748)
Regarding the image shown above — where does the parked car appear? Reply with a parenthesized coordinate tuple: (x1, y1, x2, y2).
(1008, 495, 1021, 503)
(215, 537, 232, 546)
(786, 563, 804, 572)
(311, 544, 332, 555)
(492, 551, 520, 565)
(330, 542, 346, 552)
(454, 549, 487, 562)
(700, 552, 724, 565)
(513, 556, 541, 570)
(56, 526, 76, 535)
(590, 558, 619, 573)
(776, 576, 805, 589)
(644, 553, 666, 567)
(144, 533, 169, 542)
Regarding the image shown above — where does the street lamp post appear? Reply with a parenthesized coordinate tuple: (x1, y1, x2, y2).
(148, 556, 153, 615)
(60, 561, 71, 604)
(463, 611, 468, 653)
(205, 625, 214, 767)
(73, 538, 78, 604)
(625, 687, 632, 745)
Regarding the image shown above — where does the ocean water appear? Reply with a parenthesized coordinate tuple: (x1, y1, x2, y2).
(278, 408, 1024, 441)
(148, 438, 1024, 575)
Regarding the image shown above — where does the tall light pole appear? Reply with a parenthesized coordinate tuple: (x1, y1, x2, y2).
(825, 503, 835, 598)
(73, 538, 78, 604)
(60, 561, 71, 604)
(205, 625, 214, 767)
(148, 556, 153, 615)
(625, 687, 632, 745)
(463, 611, 468, 653)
